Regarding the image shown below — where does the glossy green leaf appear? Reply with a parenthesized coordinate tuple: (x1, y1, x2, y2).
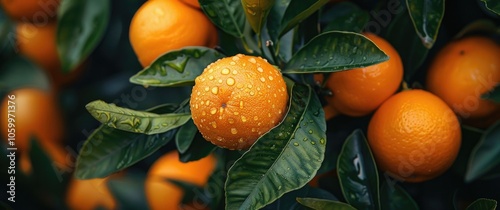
(337, 129, 380, 210)
(179, 132, 217, 163)
(466, 198, 497, 210)
(241, 0, 275, 35)
(278, 0, 330, 38)
(264, 185, 337, 210)
(451, 126, 484, 177)
(75, 104, 179, 179)
(382, 12, 429, 82)
(86, 100, 191, 135)
(297, 198, 356, 210)
(175, 119, 197, 154)
(266, 0, 291, 42)
(57, 0, 110, 72)
(130, 47, 224, 87)
(465, 122, 500, 182)
(480, 0, 500, 15)
(482, 86, 500, 103)
(380, 182, 419, 210)
(322, 2, 370, 33)
(284, 31, 388, 73)
(406, 0, 445, 48)
(225, 82, 326, 210)
(107, 172, 149, 210)
(199, 0, 246, 38)
(0, 56, 50, 92)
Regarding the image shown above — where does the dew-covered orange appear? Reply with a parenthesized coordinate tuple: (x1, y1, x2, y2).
(190, 54, 289, 150)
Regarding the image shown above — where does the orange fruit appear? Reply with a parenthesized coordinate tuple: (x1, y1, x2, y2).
(367, 89, 461, 183)
(320, 33, 403, 117)
(190, 54, 289, 150)
(66, 178, 117, 210)
(0, 88, 64, 153)
(0, 0, 59, 22)
(145, 151, 217, 210)
(426, 36, 500, 123)
(129, 0, 218, 67)
(16, 21, 85, 87)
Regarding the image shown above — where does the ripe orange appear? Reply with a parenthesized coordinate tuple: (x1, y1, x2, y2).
(66, 178, 117, 210)
(367, 89, 461, 183)
(0, 88, 64, 153)
(190, 54, 289, 150)
(145, 151, 217, 210)
(319, 33, 403, 117)
(426, 36, 500, 123)
(16, 21, 85, 87)
(0, 0, 59, 22)
(129, 0, 218, 67)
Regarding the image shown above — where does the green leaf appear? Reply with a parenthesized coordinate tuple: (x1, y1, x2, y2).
(466, 198, 497, 210)
(284, 31, 389, 74)
(480, 0, 500, 15)
(482, 85, 500, 103)
(406, 0, 445, 48)
(175, 119, 197, 154)
(337, 129, 380, 210)
(382, 12, 429, 82)
(199, 0, 246, 38)
(322, 2, 370, 33)
(179, 132, 217, 163)
(129, 47, 224, 87)
(225, 82, 326, 210)
(0, 56, 51, 92)
(380, 181, 419, 210)
(85, 100, 191, 135)
(107, 172, 149, 210)
(297, 198, 356, 210)
(451, 126, 484, 177)
(266, 0, 291, 43)
(265, 186, 337, 210)
(465, 121, 500, 182)
(278, 0, 330, 38)
(57, 0, 110, 72)
(75, 104, 179, 179)
(241, 0, 275, 35)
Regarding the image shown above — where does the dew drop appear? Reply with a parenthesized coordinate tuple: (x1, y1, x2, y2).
(268, 75, 273, 81)
(248, 57, 257, 63)
(232, 70, 238, 74)
(231, 128, 238, 134)
(303, 137, 308, 141)
(230, 61, 236, 65)
(226, 77, 235, 86)
(211, 87, 218, 94)
(228, 118, 235, 124)
(210, 108, 217, 114)
(293, 142, 299, 146)
(208, 75, 214, 80)
(257, 67, 264, 72)
(260, 77, 266, 82)
(320, 138, 326, 145)
(211, 122, 217, 128)
(221, 68, 230, 75)
(311, 141, 316, 145)
(250, 91, 255, 96)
